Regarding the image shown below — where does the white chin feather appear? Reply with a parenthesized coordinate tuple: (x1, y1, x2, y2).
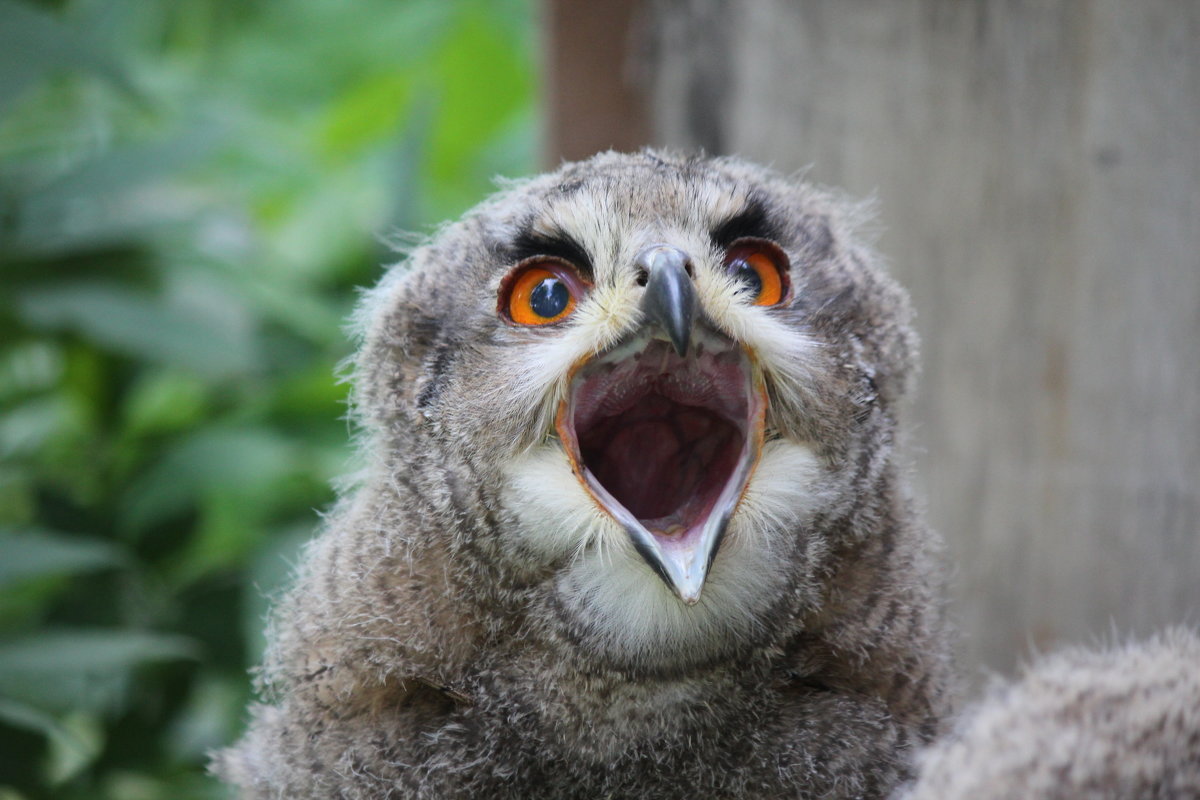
(501, 440, 826, 666)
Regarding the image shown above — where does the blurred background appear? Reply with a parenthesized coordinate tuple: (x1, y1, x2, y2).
(0, 0, 534, 797)
(1, 1, 1197, 798)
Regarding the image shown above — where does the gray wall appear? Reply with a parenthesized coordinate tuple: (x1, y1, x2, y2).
(646, 0, 1200, 679)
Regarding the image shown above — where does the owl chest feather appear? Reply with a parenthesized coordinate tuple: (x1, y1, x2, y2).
(397, 651, 821, 798)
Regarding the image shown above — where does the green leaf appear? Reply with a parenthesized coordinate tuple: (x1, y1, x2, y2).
(0, 694, 76, 740)
(44, 711, 104, 786)
(20, 133, 213, 217)
(0, 396, 70, 460)
(196, 258, 345, 347)
(0, 467, 33, 527)
(167, 487, 267, 586)
(318, 72, 412, 162)
(165, 676, 244, 763)
(16, 282, 259, 378)
(0, 529, 124, 589)
(0, 629, 198, 713)
(0, 341, 64, 402)
(4, 132, 218, 258)
(121, 371, 209, 437)
(0, 629, 197, 674)
(120, 426, 301, 533)
(428, 11, 533, 182)
(0, 0, 138, 117)
(100, 769, 229, 800)
(0, 698, 100, 784)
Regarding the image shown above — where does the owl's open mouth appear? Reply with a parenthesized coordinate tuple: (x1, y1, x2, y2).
(556, 331, 766, 603)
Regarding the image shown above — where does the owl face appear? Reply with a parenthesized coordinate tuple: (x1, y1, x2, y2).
(359, 152, 911, 669)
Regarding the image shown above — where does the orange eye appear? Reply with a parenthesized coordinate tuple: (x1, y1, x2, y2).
(499, 260, 587, 326)
(724, 239, 790, 306)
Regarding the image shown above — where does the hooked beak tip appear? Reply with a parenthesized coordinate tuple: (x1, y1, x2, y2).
(670, 568, 708, 606)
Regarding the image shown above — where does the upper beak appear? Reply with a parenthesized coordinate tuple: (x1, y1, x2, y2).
(632, 245, 722, 604)
(637, 245, 696, 356)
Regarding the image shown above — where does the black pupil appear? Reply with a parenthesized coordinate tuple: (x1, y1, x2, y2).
(529, 277, 570, 318)
(732, 260, 763, 298)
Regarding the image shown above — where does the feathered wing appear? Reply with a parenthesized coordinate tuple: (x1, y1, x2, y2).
(896, 628, 1200, 800)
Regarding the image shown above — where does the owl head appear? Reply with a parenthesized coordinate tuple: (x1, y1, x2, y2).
(352, 151, 915, 670)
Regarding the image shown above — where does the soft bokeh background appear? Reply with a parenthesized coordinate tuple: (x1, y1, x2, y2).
(0, 1, 536, 796)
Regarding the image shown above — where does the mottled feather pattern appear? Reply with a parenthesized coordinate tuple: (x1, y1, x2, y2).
(897, 629, 1200, 800)
(214, 151, 955, 798)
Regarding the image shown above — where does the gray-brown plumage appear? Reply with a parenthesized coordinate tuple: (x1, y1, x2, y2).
(897, 628, 1200, 800)
(213, 150, 954, 799)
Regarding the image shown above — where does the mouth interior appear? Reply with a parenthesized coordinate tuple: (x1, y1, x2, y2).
(567, 338, 752, 540)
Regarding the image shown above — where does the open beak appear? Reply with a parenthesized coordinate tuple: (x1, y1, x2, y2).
(555, 246, 767, 604)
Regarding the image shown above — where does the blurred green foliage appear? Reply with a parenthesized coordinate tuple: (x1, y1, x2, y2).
(0, 0, 537, 796)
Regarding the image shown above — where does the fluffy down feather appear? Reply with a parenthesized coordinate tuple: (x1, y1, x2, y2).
(896, 628, 1200, 800)
(213, 150, 954, 799)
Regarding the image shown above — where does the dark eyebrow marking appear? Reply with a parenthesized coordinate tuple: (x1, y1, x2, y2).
(711, 197, 781, 248)
(506, 225, 594, 279)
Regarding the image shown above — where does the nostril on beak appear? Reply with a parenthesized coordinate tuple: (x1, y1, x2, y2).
(636, 245, 696, 356)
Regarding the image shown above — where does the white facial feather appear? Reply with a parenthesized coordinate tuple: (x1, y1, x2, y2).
(501, 439, 827, 664)
(502, 443, 623, 563)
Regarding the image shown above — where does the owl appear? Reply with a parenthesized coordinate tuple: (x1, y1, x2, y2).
(213, 150, 954, 799)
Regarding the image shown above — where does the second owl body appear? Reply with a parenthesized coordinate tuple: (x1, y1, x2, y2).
(215, 152, 954, 799)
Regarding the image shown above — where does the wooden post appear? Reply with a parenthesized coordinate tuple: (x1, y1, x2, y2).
(543, 0, 651, 165)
